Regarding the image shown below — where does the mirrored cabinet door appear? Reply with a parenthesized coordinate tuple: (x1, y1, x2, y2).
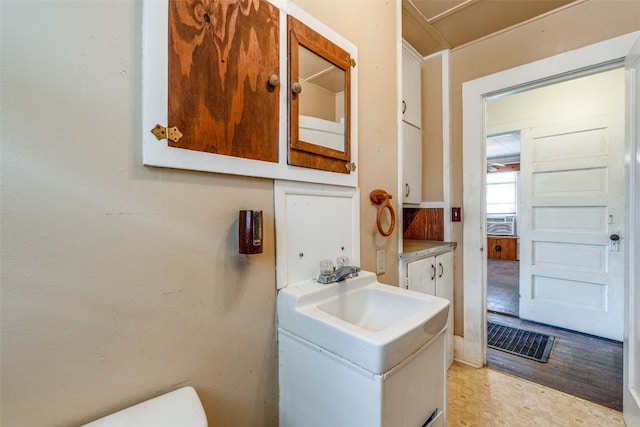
(288, 15, 355, 174)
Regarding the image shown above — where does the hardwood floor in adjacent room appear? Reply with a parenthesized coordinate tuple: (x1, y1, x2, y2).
(486, 312, 623, 411)
(486, 258, 519, 317)
(486, 259, 623, 411)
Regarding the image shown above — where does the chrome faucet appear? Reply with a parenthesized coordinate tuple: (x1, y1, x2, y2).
(317, 266, 361, 284)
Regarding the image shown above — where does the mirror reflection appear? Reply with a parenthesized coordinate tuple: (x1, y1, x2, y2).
(297, 45, 346, 152)
(287, 14, 353, 174)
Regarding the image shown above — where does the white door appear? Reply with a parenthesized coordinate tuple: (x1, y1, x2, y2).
(519, 113, 625, 341)
(624, 34, 640, 427)
(407, 256, 436, 295)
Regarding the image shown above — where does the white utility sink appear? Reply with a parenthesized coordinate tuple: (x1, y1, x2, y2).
(277, 271, 450, 374)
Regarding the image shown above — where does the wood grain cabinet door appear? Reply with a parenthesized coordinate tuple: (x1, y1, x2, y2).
(167, 0, 280, 162)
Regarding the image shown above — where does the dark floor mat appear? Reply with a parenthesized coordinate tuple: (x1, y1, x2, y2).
(487, 322, 555, 363)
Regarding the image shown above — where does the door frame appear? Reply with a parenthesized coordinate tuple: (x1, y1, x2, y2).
(460, 31, 640, 368)
(623, 34, 640, 425)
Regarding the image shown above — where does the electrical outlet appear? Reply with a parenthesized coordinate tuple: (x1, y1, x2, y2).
(376, 250, 386, 274)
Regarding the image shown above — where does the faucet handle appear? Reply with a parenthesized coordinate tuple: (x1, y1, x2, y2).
(319, 259, 334, 275)
(336, 256, 350, 268)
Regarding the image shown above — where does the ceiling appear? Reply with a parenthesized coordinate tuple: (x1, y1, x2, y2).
(487, 132, 520, 163)
(402, 0, 577, 57)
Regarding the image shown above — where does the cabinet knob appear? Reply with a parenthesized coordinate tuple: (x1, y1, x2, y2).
(268, 74, 280, 88)
(291, 82, 302, 94)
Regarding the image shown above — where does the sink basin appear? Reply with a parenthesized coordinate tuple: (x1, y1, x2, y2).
(277, 271, 449, 374)
(315, 287, 430, 332)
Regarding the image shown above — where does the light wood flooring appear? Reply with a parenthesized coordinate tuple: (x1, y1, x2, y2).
(446, 362, 624, 426)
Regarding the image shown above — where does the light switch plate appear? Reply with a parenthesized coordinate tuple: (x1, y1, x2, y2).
(376, 250, 386, 274)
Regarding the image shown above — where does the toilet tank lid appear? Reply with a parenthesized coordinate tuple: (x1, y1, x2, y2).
(82, 386, 207, 427)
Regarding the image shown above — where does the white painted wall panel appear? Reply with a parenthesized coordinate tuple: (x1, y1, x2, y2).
(533, 241, 606, 272)
(533, 128, 608, 162)
(533, 168, 607, 196)
(532, 206, 607, 233)
(532, 276, 606, 310)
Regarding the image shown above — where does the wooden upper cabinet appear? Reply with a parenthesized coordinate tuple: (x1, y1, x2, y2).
(287, 15, 355, 174)
(143, 1, 357, 186)
(167, 0, 280, 162)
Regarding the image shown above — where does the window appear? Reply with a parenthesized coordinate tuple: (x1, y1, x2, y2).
(486, 171, 518, 214)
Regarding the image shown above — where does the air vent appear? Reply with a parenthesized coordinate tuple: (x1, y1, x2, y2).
(487, 215, 516, 236)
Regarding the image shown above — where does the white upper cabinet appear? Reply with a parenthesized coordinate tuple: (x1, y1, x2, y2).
(402, 122, 422, 204)
(401, 40, 422, 204)
(402, 42, 422, 129)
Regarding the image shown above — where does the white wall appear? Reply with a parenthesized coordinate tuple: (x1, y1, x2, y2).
(1, 2, 279, 425)
(0, 1, 400, 426)
(448, 0, 640, 337)
(487, 68, 625, 134)
(293, 0, 401, 286)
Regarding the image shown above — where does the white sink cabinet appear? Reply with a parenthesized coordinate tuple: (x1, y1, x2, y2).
(279, 329, 445, 427)
(278, 271, 448, 427)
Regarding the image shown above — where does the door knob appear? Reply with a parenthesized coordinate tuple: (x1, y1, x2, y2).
(610, 233, 620, 241)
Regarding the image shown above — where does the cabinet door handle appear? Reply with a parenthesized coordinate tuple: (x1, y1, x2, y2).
(402, 100, 407, 114)
(405, 183, 410, 197)
(431, 264, 436, 280)
(438, 262, 443, 278)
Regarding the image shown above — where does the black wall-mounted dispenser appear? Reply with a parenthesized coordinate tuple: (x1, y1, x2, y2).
(239, 210, 263, 254)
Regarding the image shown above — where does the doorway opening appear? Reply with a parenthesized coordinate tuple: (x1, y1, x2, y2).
(483, 67, 624, 411)
(486, 132, 520, 317)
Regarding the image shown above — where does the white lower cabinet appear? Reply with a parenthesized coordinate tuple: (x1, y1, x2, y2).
(405, 250, 454, 368)
(279, 329, 446, 427)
